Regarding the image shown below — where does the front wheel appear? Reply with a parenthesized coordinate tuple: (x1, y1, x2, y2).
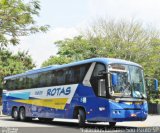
(109, 122, 116, 127)
(78, 109, 86, 127)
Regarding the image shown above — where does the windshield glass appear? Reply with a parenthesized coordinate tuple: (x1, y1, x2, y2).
(109, 64, 146, 98)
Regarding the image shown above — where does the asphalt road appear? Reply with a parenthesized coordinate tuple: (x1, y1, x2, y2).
(0, 115, 160, 133)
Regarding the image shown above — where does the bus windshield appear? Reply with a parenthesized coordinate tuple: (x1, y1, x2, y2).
(109, 64, 146, 99)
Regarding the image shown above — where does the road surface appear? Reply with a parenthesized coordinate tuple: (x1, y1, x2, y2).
(0, 115, 160, 133)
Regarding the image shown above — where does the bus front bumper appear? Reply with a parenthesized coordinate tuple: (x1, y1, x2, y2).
(110, 109, 148, 122)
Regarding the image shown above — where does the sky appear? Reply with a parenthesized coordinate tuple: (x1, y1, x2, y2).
(9, 0, 160, 68)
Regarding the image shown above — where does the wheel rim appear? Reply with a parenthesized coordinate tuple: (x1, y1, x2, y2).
(13, 109, 18, 118)
(20, 109, 25, 120)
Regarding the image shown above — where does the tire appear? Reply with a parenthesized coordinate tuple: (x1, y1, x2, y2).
(109, 122, 116, 127)
(78, 109, 86, 127)
(12, 107, 19, 121)
(19, 107, 27, 121)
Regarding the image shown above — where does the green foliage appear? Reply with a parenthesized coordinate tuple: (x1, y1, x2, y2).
(56, 36, 92, 61)
(147, 90, 160, 103)
(42, 19, 160, 106)
(146, 78, 160, 103)
(43, 19, 160, 83)
(0, 0, 49, 47)
(0, 49, 35, 89)
(42, 56, 73, 67)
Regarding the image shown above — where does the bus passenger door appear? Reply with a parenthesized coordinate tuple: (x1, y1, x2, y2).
(90, 63, 106, 97)
(90, 63, 108, 120)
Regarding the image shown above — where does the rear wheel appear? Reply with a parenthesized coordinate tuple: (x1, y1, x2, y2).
(19, 107, 26, 121)
(12, 107, 19, 121)
(19, 107, 32, 121)
(109, 122, 116, 127)
(78, 109, 86, 127)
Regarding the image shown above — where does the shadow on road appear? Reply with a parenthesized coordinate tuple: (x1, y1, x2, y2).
(1, 117, 160, 133)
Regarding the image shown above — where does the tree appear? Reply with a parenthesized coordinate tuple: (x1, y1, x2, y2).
(82, 19, 160, 80)
(0, 0, 49, 100)
(0, 0, 49, 47)
(55, 36, 91, 61)
(42, 56, 72, 67)
(43, 18, 160, 82)
(0, 49, 35, 89)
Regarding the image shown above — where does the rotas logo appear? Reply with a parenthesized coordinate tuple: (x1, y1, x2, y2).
(47, 87, 71, 96)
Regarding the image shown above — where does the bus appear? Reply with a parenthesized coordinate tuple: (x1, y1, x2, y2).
(2, 58, 158, 127)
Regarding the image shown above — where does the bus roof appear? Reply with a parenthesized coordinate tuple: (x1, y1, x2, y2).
(4, 57, 142, 80)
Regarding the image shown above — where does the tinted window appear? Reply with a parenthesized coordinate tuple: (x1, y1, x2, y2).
(18, 77, 26, 89)
(56, 69, 66, 85)
(90, 63, 106, 96)
(45, 71, 56, 87)
(65, 64, 90, 84)
(5, 63, 91, 90)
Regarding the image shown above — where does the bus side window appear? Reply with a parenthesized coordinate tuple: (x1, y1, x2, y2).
(18, 77, 23, 89)
(65, 69, 72, 84)
(80, 64, 91, 82)
(45, 71, 56, 87)
(90, 63, 106, 96)
(15, 78, 20, 90)
(73, 66, 80, 83)
(45, 72, 52, 87)
(31, 74, 38, 88)
(21, 77, 26, 89)
(27, 75, 33, 89)
(56, 69, 66, 85)
(10, 79, 15, 90)
(5, 80, 10, 90)
(67, 64, 91, 84)
(51, 71, 57, 86)
(39, 73, 47, 87)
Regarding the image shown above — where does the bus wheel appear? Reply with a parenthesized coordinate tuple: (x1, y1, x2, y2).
(19, 107, 26, 121)
(109, 122, 116, 127)
(78, 109, 86, 127)
(12, 107, 19, 121)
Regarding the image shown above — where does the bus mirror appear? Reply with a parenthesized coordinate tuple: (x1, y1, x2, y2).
(154, 79, 159, 91)
(112, 73, 118, 86)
